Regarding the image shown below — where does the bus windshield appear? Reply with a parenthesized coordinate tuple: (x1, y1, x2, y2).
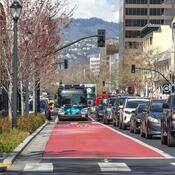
(60, 90, 86, 106)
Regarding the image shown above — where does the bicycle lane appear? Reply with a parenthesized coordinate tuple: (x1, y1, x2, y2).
(43, 122, 172, 159)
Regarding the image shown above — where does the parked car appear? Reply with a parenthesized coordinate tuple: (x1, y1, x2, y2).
(140, 99, 165, 139)
(112, 96, 129, 127)
(96, 101, 107, 121)
(161, 94, 175, 146)
(130, 103, 147, 134)
(29, 98, 51, 120)
(102, 97, 117, 124)
(119, 98, 149, 130)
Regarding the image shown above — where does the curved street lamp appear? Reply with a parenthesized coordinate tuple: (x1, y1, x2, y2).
(10, 1, 22, 21)
(10, 0, 22, 128)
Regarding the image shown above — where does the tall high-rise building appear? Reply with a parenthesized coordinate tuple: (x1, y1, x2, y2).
(119, 0, 175, 87)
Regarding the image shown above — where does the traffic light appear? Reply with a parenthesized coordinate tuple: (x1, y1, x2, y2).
(97, 29, 105, 47)
(102, 81, 105, 86)
(131, 64, 136, 73)
(64, 59, 68, 69)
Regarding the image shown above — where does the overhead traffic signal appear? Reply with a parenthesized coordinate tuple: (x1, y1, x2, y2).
(131, 64, 136, 73)
(97, 29, 106, 47)
(102, 81, 105, 86)
(64, 59, 68, 69)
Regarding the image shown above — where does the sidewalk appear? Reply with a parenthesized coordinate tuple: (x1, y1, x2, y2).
(9, 121, 56, 171)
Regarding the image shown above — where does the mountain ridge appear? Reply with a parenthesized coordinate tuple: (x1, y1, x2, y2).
(63, 17, 119, 41)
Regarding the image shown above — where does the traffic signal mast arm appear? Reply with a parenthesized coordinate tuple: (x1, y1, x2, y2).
(44, 35, 98, 58)
(136, 67, 172, 85)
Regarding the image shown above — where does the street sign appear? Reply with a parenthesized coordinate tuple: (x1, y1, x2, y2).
(142, 70, 151, 75)
(162, 84, 171, 94)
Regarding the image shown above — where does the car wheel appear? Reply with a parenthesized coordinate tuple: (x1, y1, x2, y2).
(134, 128, 138, 134)
(140, 127, 145, 137)
(122, 123, 126, 130)
(103, 117, 106, 124)
(130, 126, 134, 133)
(116, 120, 119, 127)
(106, 119, 109, 125)
(113, 119, 116, 126)
(119, 121, 122, 129)
(167, 131, 175, 147)
(161, 131, 167, 145)
(145, 130, 152, 139)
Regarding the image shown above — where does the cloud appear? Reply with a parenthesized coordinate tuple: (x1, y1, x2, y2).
(67, 0, 119, 22)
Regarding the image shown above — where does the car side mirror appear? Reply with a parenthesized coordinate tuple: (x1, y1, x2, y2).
(143, 108, 148, 113)
(163, 103, 169, 109)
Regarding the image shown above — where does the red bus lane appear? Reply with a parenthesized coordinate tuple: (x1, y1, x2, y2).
(44, 122, 167, 158)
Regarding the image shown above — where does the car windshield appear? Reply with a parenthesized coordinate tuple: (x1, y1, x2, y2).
(126, 100, 147, 109)
(137, 104, 146, 113)
(116, 98, 126, 106)
(108, 98, 116, 106)
(48, 95, 55, 100)
(150, 103, 163, 112)
(29, 100, 46, 111)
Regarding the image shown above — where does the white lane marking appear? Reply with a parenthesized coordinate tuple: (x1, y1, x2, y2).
(70, 122, 79, 124)
(171, 163, 175, 166)
(104, 158, 109, 163)
(89, 116, 95, 122)
(99, 122, 173, 159)
(24, 163, 53, 172)
(55, 117, 58, 123)
(98, 163, 131, 172)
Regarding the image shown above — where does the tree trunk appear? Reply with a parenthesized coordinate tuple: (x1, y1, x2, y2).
(20, 80, 24, 116)
(8, 83, 12, 120)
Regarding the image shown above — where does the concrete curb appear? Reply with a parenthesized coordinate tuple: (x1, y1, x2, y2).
(2, 121, 48, 169)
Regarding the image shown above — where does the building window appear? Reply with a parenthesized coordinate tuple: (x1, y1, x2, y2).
(125, 30, 140, 38)
(125, 8, 147, 15)
(126, 0, 147, 4)
(150, 37, 153, 45)
(150, 8, 164, 16)
(150, 0, 164, 4)
(150, 19, 164, 24)
(125, 42, 140, 49)
(125, 19, 147, 26)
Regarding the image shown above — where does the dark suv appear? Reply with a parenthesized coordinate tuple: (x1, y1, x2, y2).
(161, 94, 175, 147)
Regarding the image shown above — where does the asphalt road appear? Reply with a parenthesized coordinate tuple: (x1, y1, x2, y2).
(2, 114, 175, 175)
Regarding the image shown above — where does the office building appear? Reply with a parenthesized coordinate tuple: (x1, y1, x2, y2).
(90, 57, 100, 76)
(119, 0, 175, 88)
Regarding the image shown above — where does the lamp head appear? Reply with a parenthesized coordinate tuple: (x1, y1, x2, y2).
(24, 31, 32, 42)
(10, 1, 22, 21)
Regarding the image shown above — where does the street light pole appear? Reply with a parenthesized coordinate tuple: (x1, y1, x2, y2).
(10, 0, 22, 128)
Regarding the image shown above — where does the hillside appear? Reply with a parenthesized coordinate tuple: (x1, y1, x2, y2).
(61, 18, 119, 64)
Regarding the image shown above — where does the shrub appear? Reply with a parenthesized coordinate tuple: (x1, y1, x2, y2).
(0, 114, 46, 153)
(0, 129, 28, 153)
(17, 114, 46, 134)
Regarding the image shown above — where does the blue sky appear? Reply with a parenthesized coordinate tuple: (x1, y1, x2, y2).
(67, 0, 119, 22)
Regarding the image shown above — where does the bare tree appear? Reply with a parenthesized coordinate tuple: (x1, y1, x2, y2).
(1, 0, 73, 118)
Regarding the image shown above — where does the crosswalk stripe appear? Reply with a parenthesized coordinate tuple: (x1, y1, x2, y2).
(171, 163, 175, 166)
(24, 163, 53, 172)
(98, 162, 131, 172)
